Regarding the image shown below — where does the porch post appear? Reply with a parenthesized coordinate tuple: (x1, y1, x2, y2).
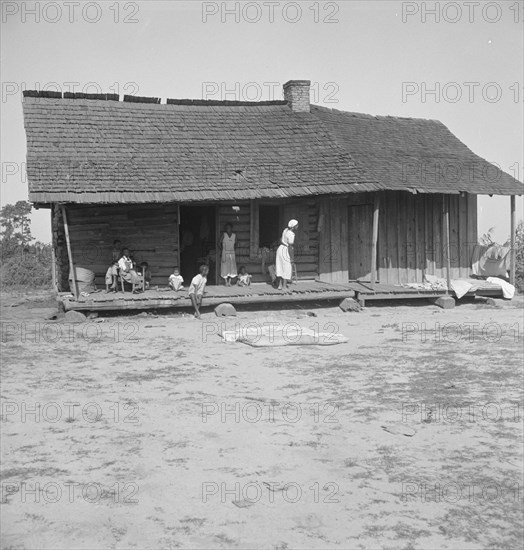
(443, 195, 451, 293)
(510, 195, 516, 286)
(50, 205, 57, 292)
(370, 193, 380, 289)
(61, 204, 78, 300)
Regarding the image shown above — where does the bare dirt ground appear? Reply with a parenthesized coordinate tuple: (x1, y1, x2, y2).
(1, 290, 523, 550)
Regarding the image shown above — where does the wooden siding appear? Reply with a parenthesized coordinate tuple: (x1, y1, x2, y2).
(347, 203, 373, 280)
(64, 204, 179, 287)
(318, 197, 349, 283)
(218, 199, 319, 283)
(54, 190, 477, 290)
(329, 190, 477, 284)
(376, 191, 477, 284)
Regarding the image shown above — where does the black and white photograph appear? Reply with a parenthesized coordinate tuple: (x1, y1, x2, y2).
(1, 1, 523, 548)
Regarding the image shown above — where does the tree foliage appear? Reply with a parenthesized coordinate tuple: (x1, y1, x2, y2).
(515, 220, 524, 294)
(0, 201, 52, 288)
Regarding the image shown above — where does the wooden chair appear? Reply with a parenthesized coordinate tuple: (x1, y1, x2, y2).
(119, 268, 145, 293)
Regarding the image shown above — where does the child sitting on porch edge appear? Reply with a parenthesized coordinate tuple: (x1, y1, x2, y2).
(169, 267, 184, 291)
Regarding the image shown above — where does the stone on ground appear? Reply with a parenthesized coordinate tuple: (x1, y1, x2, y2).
(339, 297, 361, 312)
(64, 310, 87, 323)
(215, 303, 237, 317)
(475, 296, 499, 307)
(433, 296, 455, 309)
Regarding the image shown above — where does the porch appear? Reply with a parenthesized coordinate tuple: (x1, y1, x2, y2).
(59, 279, 505, 312)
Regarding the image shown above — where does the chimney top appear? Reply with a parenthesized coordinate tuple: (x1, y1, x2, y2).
(283, 80, 311, 113)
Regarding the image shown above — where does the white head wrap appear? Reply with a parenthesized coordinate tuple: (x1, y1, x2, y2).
(288, 219, 298, 229)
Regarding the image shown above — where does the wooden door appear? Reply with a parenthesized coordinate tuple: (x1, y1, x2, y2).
(348, 204, 373, 281)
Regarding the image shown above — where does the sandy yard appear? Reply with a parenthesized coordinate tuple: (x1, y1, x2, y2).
(0, 290, 523, 550)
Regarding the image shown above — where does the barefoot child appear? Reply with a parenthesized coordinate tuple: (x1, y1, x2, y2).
(188, 265, 209, 319)
(168, 267, 184, 291)
(237, 265, 252, 286)
(105, 260, 119, 292)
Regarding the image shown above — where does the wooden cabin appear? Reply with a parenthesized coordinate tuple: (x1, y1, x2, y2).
(22, 81, 522, 296)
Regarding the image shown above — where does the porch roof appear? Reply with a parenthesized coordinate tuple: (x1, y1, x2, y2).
(22, 93, 522, 204)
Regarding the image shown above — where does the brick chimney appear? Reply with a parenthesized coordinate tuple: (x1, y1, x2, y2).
(283, 80, 311, 113)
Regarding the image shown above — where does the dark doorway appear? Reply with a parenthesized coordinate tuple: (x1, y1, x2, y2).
(259, 205, 281, 248)
(179, 205, 217, 285)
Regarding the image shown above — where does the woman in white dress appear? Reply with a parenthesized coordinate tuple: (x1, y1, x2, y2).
(276, 219, 298, 290)
(220, 223, 237, 286)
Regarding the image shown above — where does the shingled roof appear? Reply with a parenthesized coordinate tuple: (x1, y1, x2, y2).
(313, 105, 522, 196)
(22, 93, 522, 204)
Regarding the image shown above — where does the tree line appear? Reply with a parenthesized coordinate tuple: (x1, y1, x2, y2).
(0, 201, 52, 288)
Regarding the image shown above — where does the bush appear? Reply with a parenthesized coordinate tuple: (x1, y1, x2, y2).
(0, 244, 52, 289)
(515, 221, 524, 294)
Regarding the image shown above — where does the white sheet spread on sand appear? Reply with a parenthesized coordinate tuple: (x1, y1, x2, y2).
(220, 324, 348, 347)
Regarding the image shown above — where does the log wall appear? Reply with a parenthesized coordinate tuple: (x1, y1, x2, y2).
(217, 198, 319, 283)
(63, 204, 179, 287)
(53, 191, 477, 289)
(372, 191, 477, 284)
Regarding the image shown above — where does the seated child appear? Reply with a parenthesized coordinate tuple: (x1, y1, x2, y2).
(188, 264, 209, 319)
(140, 262, 152, 289)
(237, 265, 252, 286)
(105, 260, 119, 292)
(169, 267, 184, 291)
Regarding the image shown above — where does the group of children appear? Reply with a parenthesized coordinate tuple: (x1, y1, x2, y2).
(105, 241, 152, 294)
(169, 264, 252, 318)
(105, 238, 253, 319)
(168, 265, 251, 291)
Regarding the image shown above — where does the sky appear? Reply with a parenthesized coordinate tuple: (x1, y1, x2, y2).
(1, 0, 523, 243)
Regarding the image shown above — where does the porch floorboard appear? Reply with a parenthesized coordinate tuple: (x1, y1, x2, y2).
(61, 281, 357, 312)
(60, 279, 505, 312)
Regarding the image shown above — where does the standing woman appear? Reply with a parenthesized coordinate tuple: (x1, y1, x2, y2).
(220, 223, 237, 286)
(276, 219, 298, 290)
